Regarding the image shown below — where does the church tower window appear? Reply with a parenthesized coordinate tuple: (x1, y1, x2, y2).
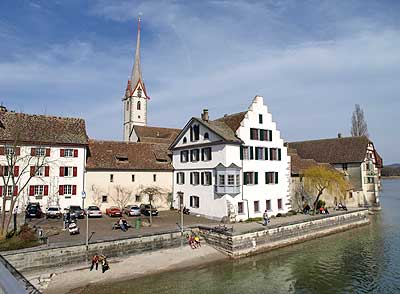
(137, 101, 141, 110)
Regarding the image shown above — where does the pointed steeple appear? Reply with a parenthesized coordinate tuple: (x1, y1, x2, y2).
(131, 16, 143, 91)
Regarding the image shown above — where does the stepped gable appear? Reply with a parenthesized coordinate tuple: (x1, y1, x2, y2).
(288, 136, 370, 164)
(134, 125, 181, 144)
(0, 111, 88, 145)
(86, 140, 172, 170)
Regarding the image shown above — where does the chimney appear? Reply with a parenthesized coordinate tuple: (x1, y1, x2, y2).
(0, 104, 7, 112)
(201, 109, 209, 122)
(338, 133, 342, 138)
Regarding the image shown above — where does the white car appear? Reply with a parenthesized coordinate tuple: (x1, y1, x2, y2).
(86, 206, 102, 218)
(46, 206, 62, 219)
(124, 205, 141, 216)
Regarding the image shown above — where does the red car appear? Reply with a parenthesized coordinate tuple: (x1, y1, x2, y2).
(106, 206, 122, 217)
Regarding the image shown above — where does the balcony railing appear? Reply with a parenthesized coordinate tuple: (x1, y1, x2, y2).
(215, 185, 240, 195)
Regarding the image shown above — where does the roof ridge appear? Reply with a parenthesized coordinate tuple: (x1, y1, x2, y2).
(214, 111, 247, 121)
(89, 139, 168, 145)
(289, 136, 369, 144)
(6, 111, 85, 122)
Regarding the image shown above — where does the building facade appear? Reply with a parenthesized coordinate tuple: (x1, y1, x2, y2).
(170, 96, 291, 221)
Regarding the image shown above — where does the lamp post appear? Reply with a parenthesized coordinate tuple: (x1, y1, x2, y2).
(82, 191, 88, 250)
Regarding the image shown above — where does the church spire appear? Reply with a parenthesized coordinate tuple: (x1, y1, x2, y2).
(131, 16, 143, 91)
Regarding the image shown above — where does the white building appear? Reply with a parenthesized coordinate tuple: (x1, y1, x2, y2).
(85, 140, 173, 211)
(170, 96, 291, 221)
(0, 109, 88, 211)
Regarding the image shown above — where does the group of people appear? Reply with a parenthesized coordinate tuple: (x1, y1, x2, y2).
(112, 217, 129, 231)
(90, 254, 110, 273)
(187, 233, 201, 249)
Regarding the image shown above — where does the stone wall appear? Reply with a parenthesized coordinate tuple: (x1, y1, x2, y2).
(200, 209, 369, 258)
(1, 229, 192, 273)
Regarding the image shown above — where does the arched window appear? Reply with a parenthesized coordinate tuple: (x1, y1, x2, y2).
(183, 137, 187, 144)
(126, 101, 129, 111)
(137, 101, 141, 110)
(204, 132, 209, 140)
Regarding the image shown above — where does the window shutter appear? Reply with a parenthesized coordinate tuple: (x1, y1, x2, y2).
(243, 173, 248, 185)
(250, 147, 254, 160)
(250, 129, 254, 140)
(182, 173, 185, 184)
(29, 186, 34, 196)
(0, 147, 4, 155)
(16, 147, 20, 156)
(201, 172, 204, 185)
(269, 149, 273, 160)
(0, 166, 3, 176)
(264, 148, 268, 160)
(59, 185, 64, 195)
(60, 167, 64, 177)
(190, 173, 193, 185)
(201, 149, 204, 161)
(275, 172, 279, 184)
(30, 166, 35, 177)
(190, 196, 193, 207)
(255, 172, 258, 184)
(31, 148, 35, 156)
(176, 175, 179, 184)
(260, 129, 265, 141)
(74, 149, 78, 157)
(45, 148, 50, 157)
(13, 185, 18, 196)
(265, 172, 269, 184)
(45, 166, 50, 177)
(0, 186, 2, 196)
(269, 130, 273, 141)
(73, 167, 77, 177)
(44, 185, 49, 196)
(72, 185, 77, 195)
(60, 149, 65, 157)
(278, 149, 282, 160)
(255, 148, 259, 160)
(14, 166, 19, 177)
(240, 146, 243, 160)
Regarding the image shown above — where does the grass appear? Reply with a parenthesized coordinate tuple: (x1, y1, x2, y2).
(0, 224, 41, 252)
(245, 217, 263, 223)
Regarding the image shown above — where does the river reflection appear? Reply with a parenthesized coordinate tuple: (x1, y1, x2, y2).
(80, 179, 400, 294)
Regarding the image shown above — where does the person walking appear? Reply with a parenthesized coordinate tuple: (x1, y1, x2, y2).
(90, 254, 99, 271)
(263, 209, 269, 226)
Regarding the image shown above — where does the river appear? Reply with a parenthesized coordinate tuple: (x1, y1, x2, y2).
(82, 179, 400, 294)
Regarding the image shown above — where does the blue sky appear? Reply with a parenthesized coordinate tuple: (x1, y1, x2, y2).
(1, 0, 399, 163)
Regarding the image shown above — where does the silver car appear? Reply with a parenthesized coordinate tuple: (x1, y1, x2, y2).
(46, 206, 62, 219)
(124, 205, 141, 216)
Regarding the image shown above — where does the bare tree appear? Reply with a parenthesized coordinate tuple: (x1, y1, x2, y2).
(351, 104, 369, 137)
(90, 184, 104, 208)
(111, 185, 133, 210)
(138, 185, 166, 226)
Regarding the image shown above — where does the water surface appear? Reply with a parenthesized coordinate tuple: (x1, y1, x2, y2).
(82, 179, 400, 294)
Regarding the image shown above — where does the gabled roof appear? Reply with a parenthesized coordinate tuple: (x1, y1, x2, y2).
(197, 118, 241, 143)
(288, 148, 323, 175)
(133, 125, 181, 145)
(215, 111, 247, 132)
(87, 140, 172, 171)
(0, 111, 88, 145)
(288, 136, 370, 164)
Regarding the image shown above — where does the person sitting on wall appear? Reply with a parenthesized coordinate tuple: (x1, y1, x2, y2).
(337, 202, 348, 211)
(319, 207, 325, 214)
(324, 207, 330, 214)
(303, 204, 311, 215)
(119, 217, 127, 232)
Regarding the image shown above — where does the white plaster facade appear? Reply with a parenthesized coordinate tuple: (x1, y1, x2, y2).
(171, 96, 291, 221)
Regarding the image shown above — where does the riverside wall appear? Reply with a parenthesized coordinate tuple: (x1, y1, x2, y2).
(200, 209, 370, 258)
(1, 229, 193, 273)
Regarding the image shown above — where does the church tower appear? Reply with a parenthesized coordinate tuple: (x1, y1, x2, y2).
(123, 17, 149, 142)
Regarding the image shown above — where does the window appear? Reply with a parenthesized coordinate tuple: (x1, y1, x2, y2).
(177, 172, 185, 185)
(243, 172, 258, 185)
(254, 201, 260, 212)
(201, 147, 212, 161)
(255, 147, 265, 160)
(5, 146, 14, 155)
(3, 166, 11, 177)
(180, 150, 189, 162)
(269, 148, 282, 161)
(236, 174, 240, 186)
(34, 185, 44, 196)
(102, 195, 108, 203)
(202, 172, 212, 185)
(277, 199, 283, 210)
(110, 174, 114, 182)
(238, 202, 244, 214)
(153, 174, 157, 182)
(190, 196, 200, 208)
(36, 166, 45, 177)
(5, 185, 13, 197)
(250, 128, 259, 140)
(240, 146, 250, 160)
(64, 149, 74, 157)
(182, 137, 187, 144)
(349, 192, 353, 199)
(137, 101, 141, 110)
(190, 125, 200, 141)
(190, 172, 200, 185)
(126, 101, 129, 111)
(64, 185, 72, 196)
(259, 114, 263, 124)
(219, 175, 225, 186)
(366, 177, 374, 184)
(64, 167, 73, 177)
(204, 132, 209, 140)
(266, 200, 271, 211)
(265, 172, 279, 184)
(190, 149, 200, 162)
(135, 195, 141, 202)
(227, 175, 235, 186)
(132, 174, 135, 182)
(35, 148, 45, 157)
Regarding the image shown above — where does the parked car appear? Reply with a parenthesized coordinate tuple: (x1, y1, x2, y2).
(68, 205, 85, 219)
(86, 206, 102, 218)
(106, 206, 122, 217)
(124, 205, 141, 216)
(46, 206, 62, 219)
(25, 203, 43, 218)
(140, 204, 159, 216)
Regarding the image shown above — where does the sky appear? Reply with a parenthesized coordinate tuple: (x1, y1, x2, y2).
(0, 0, 399, 164)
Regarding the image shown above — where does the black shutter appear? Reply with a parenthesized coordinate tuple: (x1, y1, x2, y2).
(240, 146, 244, 160)
(243, 173, 248, 185)
(275, 172, 279, 184)
(190, 196, 193, 207)
(190, 172, 193, 184)
(201, 149, 204, 161)
(250, 129, 254, 140)
(201, 172, 204, 185)
(182, 173, 185, 184)
(255, 172, 258, 184)
(255, 147, 259, 160)
(250, 147, 254, 160)
(278, 148, 282, 160)
(265, 172, 268, 184)
(264, 148, 268, 160)
(269, 130, 273, 141)
(260, 129, 265, 141)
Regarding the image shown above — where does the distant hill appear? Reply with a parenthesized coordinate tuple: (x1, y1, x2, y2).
(382, 164, 400, 177)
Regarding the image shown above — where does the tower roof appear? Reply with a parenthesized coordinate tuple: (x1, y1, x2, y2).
(131, 17, 143, 91)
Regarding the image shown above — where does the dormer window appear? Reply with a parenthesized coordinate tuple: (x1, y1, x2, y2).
(204, 132, 209, 140)
(116, 155, 128, 162)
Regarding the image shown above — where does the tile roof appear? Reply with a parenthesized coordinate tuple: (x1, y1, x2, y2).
(215, 111, 247, 132)
(0, 111, 88, 145)
(288, 148, 322, 175)
(195, 118, 242, 143)
(288, 136, 370, 164)
(134, 125, 181, 145)
(86, 140, 173, 171)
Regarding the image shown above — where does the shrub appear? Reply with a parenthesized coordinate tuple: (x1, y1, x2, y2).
(276, 213, 282, 217)
(287, 210, 297, 216)
(245, 217, 263, 223)
(0, 225, 40, 252)
(316, 200, 326, 209)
